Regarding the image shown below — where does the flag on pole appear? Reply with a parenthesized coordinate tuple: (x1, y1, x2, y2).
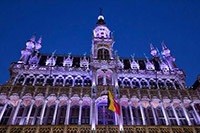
(107, 91, 120, 116)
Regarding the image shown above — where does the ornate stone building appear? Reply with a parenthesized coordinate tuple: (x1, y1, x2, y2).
(0, 12, 200, 133)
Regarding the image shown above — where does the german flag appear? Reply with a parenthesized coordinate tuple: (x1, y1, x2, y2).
(107, 91, 120, 116)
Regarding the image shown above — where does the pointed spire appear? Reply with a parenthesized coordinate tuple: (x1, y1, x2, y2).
(150, 43, 155, 51)
(161, 41, 167, 50)
(37, 36, 42, 44)
(150, 43, 158, 57)
(35, 36, 42, 50)
(144, 53, 149, 62)
(30, 34, 36, 42)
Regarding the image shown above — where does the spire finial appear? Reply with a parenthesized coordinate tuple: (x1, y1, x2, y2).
(100, 8, 103, 15)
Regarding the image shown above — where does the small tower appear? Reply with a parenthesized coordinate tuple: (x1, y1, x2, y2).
(161, 41, 177, 70)
(91, 9, 114, 60)
(18, 35, 36, 64)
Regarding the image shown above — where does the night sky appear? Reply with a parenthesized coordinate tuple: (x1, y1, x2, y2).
(0, 0, 199, 86)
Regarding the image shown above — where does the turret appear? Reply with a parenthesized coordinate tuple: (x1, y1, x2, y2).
(161, 41, 177, 70)
(18, 35, 36, 64)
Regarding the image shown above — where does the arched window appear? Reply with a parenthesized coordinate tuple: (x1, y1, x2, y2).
(81, 105, 90, 125)
(45, 76, 54, 86)
(84, 78, 91, 86)
(25, 76, 35, 85)
(0, 105, 14, 125)
(132, 80, 140, 89)
(43, 105, 55, 125)
(98, 76, 103, 85)
(149, 80, 157, 89)
(123, 79, 130, 88)
(69, 105, 79, 125)
(194, 104, 200, 117)
(140, 80, 148, 89)
(122, 106, 131, 125)
(55, 77, 64, 86)
(144, 107, 155, 125)
(65, 77, 73, 86)
(35, 76, 45, 86)
(155, 107, 165, 125)
(32, 105, 42, 125)
(166, 106, 177, 125)
(97, 49, 110, 60)
(186, 106, 198, 125)
(74, 77, 83, 86)
(175, 81, 181, 89)
(175, 107, 187, 125)
(132, 106, 142, 125)
(15, 105, 30, 125)
(56, 105, 67, 125)
(16, 75, 25, 85)
(98, 104, 115, 125)
(166, 81, 174, 89)
(118, 80, 122, 88)
(158, 80, 165, 89)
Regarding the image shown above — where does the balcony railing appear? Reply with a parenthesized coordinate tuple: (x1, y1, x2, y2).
(0, 125, 199, 133)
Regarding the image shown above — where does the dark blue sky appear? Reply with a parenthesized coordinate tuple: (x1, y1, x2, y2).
(0, 0, 199, 86)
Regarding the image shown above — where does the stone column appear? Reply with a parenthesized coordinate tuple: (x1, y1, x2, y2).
(119, 104, 124, 131)
(90, 101, 92, 125)
(139, 101, 146, 125)
(0, 102, 8, 123)
(78, 100, 83, 125)
(64, 99, 71, 125)
(191, 103, 200, 124)
(160, 102, 169, 125)
(171, 103, 180, 125)
(52, 100, 59, 125)
(128, 101, 134, 125)
(150, 102, 158, 125)
(181, 103, 191, 126)
(91, 99, 96, 131)
(39, 100, 47, 125)
(11, 99, 22, 125)
(25, 100, 35, 125)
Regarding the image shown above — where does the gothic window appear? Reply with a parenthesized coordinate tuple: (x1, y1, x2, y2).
(194, 104, 200, 116)
(84, 78, 92, 86)
(26, 105, 37, 125)
(74, 77, 83, 86)
(123, 79, 130, 88)
(32, 105, 42, 125)
(186, 106, 198, 125)
(175, 107, 187, 125)
(166, 81, 174, 89)
(98, 104, 115, 125)
(81, 105, 90, 125)
(16, 75, 25, 85)
(56, 105, 67, 125)
(97, 49, 110, 60)
(132, 107, 142, 125)
(35, 76, 45, 86)
(158, 80, 165, 89)
(132, 80, 140, 88)
(43, 105, 55, 125)
(98, 76, 103, 85)
(45, 76, 54, 86)
(55, 77, 64, 86)
(15, 105, 29, 125)
(0, 105, 14, 125)
(144, 107, 155, 125)
(118, 80, 122, 88)
(140, 80, 148, 89)
(175, 81, 181, 89)
(122, 106, 131, 125)
(69, 105, 79, 125)
(166, 107, 177, 126)
(155, 107, 165, 125)
(65, 77, 73, 86)
(149, 80, 157, 89)
(25, 76, 35, 85)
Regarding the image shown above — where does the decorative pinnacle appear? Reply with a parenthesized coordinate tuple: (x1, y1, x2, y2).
(52, 50, 56, 56)
(144, 53, 149, 61)
(37, 36, 42, 44)
(30, 34, 36, 42)
(161, 41, 167, 50)
(150, 43, 155, 51)
(131, 53, 135, 60)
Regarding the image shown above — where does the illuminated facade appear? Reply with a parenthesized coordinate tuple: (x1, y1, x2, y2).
(0, 12, 200, 133)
